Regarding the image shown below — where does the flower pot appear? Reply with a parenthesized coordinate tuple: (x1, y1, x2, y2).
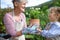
(30, 19, 40, 26)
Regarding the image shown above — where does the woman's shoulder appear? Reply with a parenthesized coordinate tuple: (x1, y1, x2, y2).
(4, 12, 13, 18)
(3, 12, 14, 23)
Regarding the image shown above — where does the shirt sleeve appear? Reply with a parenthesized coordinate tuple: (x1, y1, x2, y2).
(3, 14, 16, 36)
(45, 23, 50, 30)
(41, 24, 60, 38)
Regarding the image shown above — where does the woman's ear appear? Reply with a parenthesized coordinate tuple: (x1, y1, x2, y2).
(14, 2, 18, 7)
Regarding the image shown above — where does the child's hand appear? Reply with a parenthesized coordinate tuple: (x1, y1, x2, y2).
(28, 24, 33, 27)
(37, 28, 42, 32)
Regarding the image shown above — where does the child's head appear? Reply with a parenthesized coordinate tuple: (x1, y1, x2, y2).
(48, 7, 59, 22)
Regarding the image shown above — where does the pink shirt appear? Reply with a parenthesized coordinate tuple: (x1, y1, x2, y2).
(3, 12, 27, 36)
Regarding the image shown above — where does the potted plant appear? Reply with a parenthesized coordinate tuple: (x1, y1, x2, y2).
(29, 7, 40, 26)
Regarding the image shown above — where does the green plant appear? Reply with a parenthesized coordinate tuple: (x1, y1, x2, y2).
(29, 7, 40, 19)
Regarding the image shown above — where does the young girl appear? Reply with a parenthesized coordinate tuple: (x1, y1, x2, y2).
(37, 7, 60, 40)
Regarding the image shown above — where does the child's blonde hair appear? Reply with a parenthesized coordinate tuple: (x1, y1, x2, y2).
(49, 7, 60, 22)
(49, 7, 58, 13)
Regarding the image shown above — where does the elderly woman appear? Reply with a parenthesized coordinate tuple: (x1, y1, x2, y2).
(3, 0, 27, 40)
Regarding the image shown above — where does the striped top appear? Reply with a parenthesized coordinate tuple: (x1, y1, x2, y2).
(41, 22, 60, 38)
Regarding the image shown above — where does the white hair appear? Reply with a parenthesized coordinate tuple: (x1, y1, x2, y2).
(12, 0, 28, 3)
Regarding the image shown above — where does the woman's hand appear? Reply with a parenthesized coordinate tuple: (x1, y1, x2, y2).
(37, 28, 42, 32)
(16, 31, 22, 37)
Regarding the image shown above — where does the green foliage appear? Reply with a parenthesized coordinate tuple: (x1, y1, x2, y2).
(25, 7, 49, 28)
(29, 7, 40, 19)
(25, 34, 45, 40)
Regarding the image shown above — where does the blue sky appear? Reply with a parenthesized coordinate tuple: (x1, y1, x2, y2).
(1, 0, 50, 8)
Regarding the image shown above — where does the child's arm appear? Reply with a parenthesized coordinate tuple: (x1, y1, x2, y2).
(37, 24, 60, 38)
(45, 23, 51, 30)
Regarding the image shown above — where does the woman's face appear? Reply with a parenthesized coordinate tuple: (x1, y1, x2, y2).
(19, 2, 26, 12)
(48, 10, 57, 21)
(15, 2, 26, 12)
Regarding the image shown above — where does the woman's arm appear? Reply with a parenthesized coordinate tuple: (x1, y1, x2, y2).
(4, 14, 22, 37)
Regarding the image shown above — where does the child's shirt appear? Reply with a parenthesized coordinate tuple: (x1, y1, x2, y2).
(45, 22, 54, 30)
(41, 22, 60, 38)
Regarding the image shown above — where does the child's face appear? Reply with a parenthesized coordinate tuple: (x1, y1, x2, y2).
(49, 11, 57, 21)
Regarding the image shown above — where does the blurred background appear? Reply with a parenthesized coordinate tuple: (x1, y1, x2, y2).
(0, 0, 60, 40)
